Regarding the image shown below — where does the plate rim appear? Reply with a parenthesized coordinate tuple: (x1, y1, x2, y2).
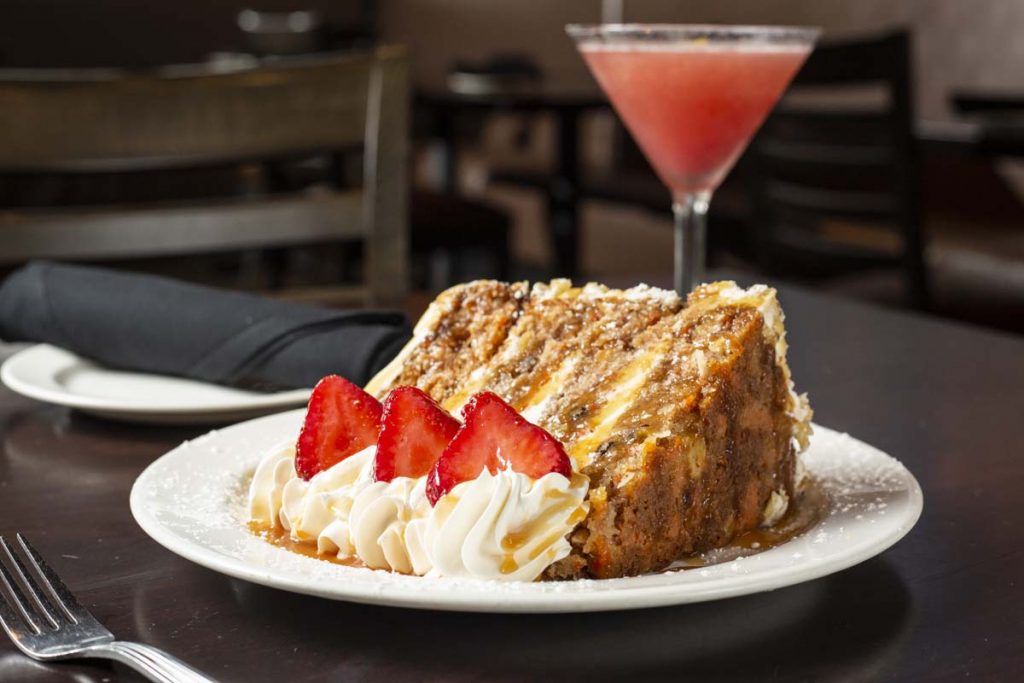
(0, 343, 311, 416)
(130, 412, 923, 613)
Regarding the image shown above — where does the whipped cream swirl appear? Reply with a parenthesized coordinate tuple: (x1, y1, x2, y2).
(406, 469, 589, 581)
(247, 445, 589, 581)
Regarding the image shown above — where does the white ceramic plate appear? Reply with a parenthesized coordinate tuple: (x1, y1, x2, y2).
(1, 344, 310, 425)
(130, 410, 922, 613)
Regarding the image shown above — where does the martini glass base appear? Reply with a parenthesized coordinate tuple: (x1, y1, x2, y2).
(673, 191, 710, 296)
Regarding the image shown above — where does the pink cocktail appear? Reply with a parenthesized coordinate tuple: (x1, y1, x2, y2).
(568, 25, 818, 293)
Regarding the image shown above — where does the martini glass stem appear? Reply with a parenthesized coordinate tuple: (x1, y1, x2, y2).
(672, 191, 710, 295)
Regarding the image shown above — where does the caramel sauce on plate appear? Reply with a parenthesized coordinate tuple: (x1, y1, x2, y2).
(248, 522, 367, 569)
(666, 482, 829, 571)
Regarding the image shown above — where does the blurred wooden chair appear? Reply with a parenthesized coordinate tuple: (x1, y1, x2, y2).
(747, 30, 929, 308)
(0, 47, 409, 307)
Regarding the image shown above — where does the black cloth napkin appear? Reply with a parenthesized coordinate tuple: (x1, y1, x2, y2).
(0, 262, 411, 391)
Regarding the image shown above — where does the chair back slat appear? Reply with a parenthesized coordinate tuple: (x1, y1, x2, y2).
(764, 181, 898, 221)
(763, 110, 895, 145)
(0, 50, 398, 171)
(0, 192, 365, 261)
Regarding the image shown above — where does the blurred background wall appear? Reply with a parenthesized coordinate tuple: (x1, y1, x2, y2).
(3, 0, 1023, 123)
(378, 0, 1024, 123)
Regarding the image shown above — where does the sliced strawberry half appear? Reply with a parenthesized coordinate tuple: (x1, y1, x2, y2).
(295, 375, 383, 480)
(374, 386, 460, 482)
(426, 392, 571, 505)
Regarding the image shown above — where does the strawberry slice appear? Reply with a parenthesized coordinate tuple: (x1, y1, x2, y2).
(426, 392, 571, 505)
(295, 375, 383, 480)
(374, 386, 460, 482)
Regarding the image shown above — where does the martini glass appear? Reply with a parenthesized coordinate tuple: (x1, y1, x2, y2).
(567, 24, 818, 294)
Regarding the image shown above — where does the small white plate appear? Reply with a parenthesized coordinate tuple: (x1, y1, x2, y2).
(1, 344, 310, 425)
(130, 411, 923, 613)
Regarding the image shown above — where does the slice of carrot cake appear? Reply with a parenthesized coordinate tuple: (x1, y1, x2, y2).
(365, 279, 812, 579)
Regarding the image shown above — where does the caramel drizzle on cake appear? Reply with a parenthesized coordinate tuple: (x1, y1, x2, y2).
(366, 280, 812, 579)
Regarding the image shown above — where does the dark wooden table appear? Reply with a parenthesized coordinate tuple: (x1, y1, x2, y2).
(2, 280, 1024, 682)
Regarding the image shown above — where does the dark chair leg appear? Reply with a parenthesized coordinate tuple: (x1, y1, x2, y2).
(262, 160, 291, 289)
(904, 243, 931, 311)
(548, 189, 578, 280)
(494, 225, 511, 281)
(901, 187, 930, 310)
(547, 109, 581, 280)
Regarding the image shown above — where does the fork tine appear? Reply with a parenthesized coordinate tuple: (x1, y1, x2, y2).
(0, 539, 43, 636)
(0, 537, 61, 629)
(14, 535, 82, 624)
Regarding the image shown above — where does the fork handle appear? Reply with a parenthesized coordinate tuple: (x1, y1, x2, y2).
(86, 641, 217, 683)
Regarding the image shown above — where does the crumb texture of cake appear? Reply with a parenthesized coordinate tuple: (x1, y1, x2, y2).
(367, 279, 812, 579)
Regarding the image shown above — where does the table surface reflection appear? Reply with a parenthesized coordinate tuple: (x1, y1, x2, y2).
(2, 277, 1023, 682)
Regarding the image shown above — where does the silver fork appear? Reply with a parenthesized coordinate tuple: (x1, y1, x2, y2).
(0, 533, 216, 683)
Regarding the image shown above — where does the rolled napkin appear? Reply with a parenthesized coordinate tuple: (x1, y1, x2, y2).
(0, 262, 411, 391)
